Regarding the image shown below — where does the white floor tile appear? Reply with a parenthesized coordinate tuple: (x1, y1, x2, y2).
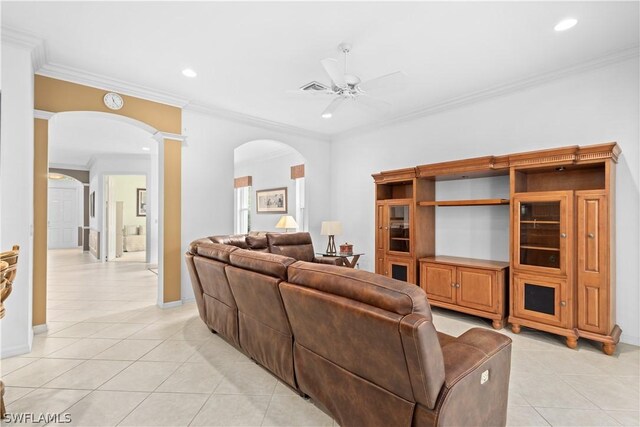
(118, 392, 208, 426)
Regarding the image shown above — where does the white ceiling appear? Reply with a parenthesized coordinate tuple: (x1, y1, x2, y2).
(3, 2, 639, 136)
(49, 113, 154, 167)
(234, 140, 304, 166)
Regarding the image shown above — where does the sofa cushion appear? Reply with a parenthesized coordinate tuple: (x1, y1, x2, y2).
(195, 242, 238, 264)
(246, 234, 268, 251)
(267, 232, 315, 262)
(228, 249, 295, 281)
(287, 261, 431, 317)
(210, 234, 249, 249)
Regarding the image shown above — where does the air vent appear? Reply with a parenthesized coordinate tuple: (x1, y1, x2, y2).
(300, 81, 330, 92)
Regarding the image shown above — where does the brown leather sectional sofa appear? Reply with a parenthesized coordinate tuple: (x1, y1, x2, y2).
(186, 234, 512, 427)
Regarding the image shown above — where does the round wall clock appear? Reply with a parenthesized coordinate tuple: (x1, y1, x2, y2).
(103, 92, 124, 110)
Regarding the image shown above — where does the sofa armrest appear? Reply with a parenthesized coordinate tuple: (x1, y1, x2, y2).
(313, 256, 344, 266)
(435, 328, 512, 426)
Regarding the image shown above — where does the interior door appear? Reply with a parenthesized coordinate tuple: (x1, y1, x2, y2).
(48, 187, 78, 249)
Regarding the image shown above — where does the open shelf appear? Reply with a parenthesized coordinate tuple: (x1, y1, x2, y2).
(417, 198, 510, 207)
(520, 245, 560, 252)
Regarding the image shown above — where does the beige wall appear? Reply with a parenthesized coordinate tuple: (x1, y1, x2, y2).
(110, 175, 147, 229)
(33, 76, 183, 325)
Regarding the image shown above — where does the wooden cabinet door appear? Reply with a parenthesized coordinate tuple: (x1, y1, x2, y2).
(386, 200, 413, 256)
(456, 267, 499, 313)
(421, 262, 456, 304)
(513, 272, 570, 328)
(376, 202, 386, 254)
(513, 191, 573, 277)
(385, 256, 415, 284)
(576, 191, 609, 334)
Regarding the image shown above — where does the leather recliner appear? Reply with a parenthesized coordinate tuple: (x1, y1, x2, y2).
(186, 240, 512, 427)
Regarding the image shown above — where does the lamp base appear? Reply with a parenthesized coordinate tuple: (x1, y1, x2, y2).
(325, 235, 337, 255)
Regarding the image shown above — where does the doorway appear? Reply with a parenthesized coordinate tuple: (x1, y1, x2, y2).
(48, 176, 82, 249)
(104, 175, 149, 264)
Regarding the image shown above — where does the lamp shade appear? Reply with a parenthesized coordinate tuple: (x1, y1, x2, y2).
(275, 215, 298, 230)
(321, 221, 343, 236)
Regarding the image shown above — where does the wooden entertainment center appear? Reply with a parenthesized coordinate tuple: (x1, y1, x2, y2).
(372, 143, 621, 355)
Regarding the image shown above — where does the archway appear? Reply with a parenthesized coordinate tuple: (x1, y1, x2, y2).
(33, 75, 184, 333)
(233, 140, 306, 233)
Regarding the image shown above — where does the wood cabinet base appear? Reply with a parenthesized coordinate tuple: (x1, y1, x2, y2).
(421, 257, 509, 329)
(508, 317, 621, 355)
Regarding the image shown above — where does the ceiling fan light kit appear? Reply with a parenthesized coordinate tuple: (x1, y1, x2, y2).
(292, 42, 406, 119)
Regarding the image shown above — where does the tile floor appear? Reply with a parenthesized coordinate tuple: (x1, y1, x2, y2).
(1, 248, 638, 426)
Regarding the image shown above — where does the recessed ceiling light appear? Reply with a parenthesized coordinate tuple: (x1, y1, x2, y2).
(49, 173, 65, 180)
(554, 18, 578, 32)
(321, 112, 332, 119)
(142, 147, 151, 151)
(182, 68, 197, 78)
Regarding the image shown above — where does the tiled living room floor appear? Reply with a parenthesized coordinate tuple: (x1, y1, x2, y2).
(1, 249, 638, 426)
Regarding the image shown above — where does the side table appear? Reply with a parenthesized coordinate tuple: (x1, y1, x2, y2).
(317, 253, 364, 269)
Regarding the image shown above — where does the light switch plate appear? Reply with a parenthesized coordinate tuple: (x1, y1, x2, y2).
(481, 370, 489, 384)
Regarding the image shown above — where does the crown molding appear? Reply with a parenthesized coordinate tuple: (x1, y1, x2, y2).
(37, 62, 190, 108)
(2, 26, 47, 71)
(335, 45, 640, 140)
(184, 102, 331, 142)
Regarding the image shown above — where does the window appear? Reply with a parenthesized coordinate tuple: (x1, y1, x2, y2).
(295, 177, 305, 231)
(234, 185, 250, 234)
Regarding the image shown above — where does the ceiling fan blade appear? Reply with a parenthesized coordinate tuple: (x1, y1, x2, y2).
(356, 94, 391, 111)
(321, 58, 346, 88)
(359, 71, 406, 93)
(321, 97, 345, 118)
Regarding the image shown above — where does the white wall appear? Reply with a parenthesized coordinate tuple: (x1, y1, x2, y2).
(235, 150, 305, 232)
(181, 111, 332, 300)
(331, 58, 639, 344)
(0, 43, 35, 357)
(110, 175, 147, 229)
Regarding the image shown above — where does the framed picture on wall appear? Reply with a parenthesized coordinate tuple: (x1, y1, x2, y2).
(256, 187, 287, 213)
(137, 188, 147, 217)
(89, 191, 95, 218)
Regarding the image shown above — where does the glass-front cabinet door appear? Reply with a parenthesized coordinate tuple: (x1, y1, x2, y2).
(513, 191, 572, 275)
(387, 201, 412, 255)
(513, 272, 570, 328)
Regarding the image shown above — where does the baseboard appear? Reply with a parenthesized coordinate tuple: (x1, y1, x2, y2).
(33, 324, 48, 335)
(620, 333, 639, 346)
(1, 343, 31, 359)
(158, 300, 182, 309)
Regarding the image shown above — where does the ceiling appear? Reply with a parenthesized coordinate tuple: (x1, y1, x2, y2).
(3, 2, 639, 136)
(49, 113, 155, 167)
(234, 140, 304, 166)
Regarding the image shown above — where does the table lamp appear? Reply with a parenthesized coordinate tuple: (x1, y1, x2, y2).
(275, 215, 298, 233)
(321, 221, 342, 255)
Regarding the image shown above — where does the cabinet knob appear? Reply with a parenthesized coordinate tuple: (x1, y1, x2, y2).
(560, 301, 566, 307)
(451, 283, 456, 288)
(456, 284, 460, 288)
(378, 226, 382, 229)
(560, 233, 567, 238)
(384, 227, 388, 230)
(588, 233, 595, 239)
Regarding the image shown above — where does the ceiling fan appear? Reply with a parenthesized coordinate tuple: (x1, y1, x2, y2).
(290, 42, 406, 119)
